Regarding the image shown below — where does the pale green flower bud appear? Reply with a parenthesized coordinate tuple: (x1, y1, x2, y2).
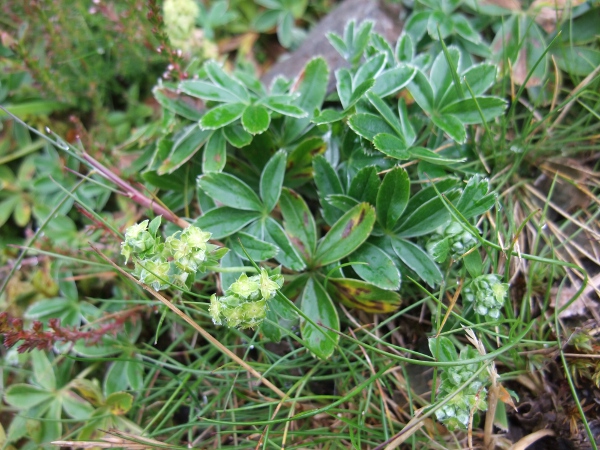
(230, 274, 260, 299)
(138, 257, 171, 291)
(181, 226, 211, 251)
(259, 268, 283, 300)
(463, 274, 508, 321)
(209, 270, 283, 329)
(163, 0, 200, 50)
(426, 220, 478, 263)
(122, 220, 155, 262)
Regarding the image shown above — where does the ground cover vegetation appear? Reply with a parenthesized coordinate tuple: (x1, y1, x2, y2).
(1, 0, 599, 448)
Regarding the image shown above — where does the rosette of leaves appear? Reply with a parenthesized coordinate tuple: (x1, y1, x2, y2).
(426, 219, 478, 263)
(195, 148, 400, 358)
(348, 46, 507, 148)
(429, 337, 488, 430)
(463, 274, 509, 320)
(209, 268, 283, 329)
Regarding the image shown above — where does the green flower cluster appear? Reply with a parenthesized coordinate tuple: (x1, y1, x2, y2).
(209, 269, 283, 329)
(463, 274, 509, 320)
(426, 220, 478, 263)
(121, 217, 228, 291)
(163, 0, 200, 51)
(435, 347, 488, 430)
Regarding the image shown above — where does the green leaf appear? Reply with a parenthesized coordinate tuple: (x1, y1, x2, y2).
(441, 97, 507, 124)
(456, 175, 496, 219)
(395, 33, 414, 62)
(283, 57, 329, 142)
(409, 146, 466, 165)
(315, 203, 376, 266)
(407, 69, 435, 114)
(405, 10, 430, 43)
(194, 207, 260, 239)
(366, 91, 404, 137)
(428, 336, 458, 362)
(371, 65, 417, 98)
(262, 96, 307, 118)
(158, 125, 212, 175)
(354, 53, 386, 87)
(351, 242, 400, 290)
(125, 359, 144, 392)
(554, 46, 600, 76)
(103, 361, 129, 396)
(348, 166, 379, 205)
(231, 232, 278, 261)
(443, 63, 497, 105)
(348, 113, 396, 141)
(285, 137, 327, 188)
(153, 86, 203, 121)
(277, 11, 294, 48)
(223, 123, 253, 148)
(279, 188, 317, 261)
(347, 78, 375, 109)
(313, 155, 344, 225)
(312, 108, 346, 124)
(0, 195, 18, 228)
(204, 60, 249, 102)
(61, 390, 94, 419)
(392, 238, 443, 286)
(376, 167, 410, 230)
(260, 150, 287, 213)
(373, 133, 410, 160)
(430, 45, 461, 104)
(396, 190, 460, 237)
(148, 216, 162, 236)
(463, 248, 483, 279)
(325, 194, 359, 211)
(242, 104, 271, 135)
(453, 13, 481, 44)
(31, 350, 56, 391)
(264, 217, 306, 271)
(336, 68, 353, 110)
(105, 392, 133, 415)
(178, 80, 240, 103)
(4, 384, 54, 409)
(326, 277, 401, 313)
(203, 129, 227, 173)
(200, 103, 246, 130)
(198, 172, 263, 211)
(431, 114, 466, 144)
(300, 278, 339, 360)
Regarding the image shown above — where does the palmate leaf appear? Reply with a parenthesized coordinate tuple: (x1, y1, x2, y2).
(230, 232, 278, 261)
(326, 277, 401, 313)
(314, 202, 376, 267)
(440, 96, 508, 124)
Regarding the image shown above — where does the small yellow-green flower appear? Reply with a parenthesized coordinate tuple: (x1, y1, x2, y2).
(259, 268, 281, 300)
(230, 273, 260, 299)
